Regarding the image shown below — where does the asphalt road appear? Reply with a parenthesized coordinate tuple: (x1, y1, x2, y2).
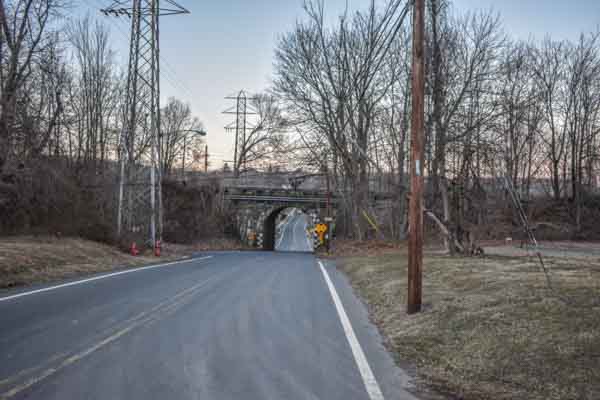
(0, 252, 418, 399)
(275, 212, 314, 252)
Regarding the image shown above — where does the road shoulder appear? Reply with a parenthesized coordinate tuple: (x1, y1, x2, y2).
(318, 258, 423, 400)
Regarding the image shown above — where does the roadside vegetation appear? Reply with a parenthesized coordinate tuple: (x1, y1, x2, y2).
(340, 244, 600, 400)
(0, 236, 244, 289)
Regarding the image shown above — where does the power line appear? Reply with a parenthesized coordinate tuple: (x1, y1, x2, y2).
(222, 90, 258, 176)
(84, 0, 196, 100)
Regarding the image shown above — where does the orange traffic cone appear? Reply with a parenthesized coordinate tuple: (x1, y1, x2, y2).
(130, 242, 139, 256)
(154, 240, 161, 257)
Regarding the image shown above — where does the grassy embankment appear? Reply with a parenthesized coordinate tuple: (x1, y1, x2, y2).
(0, 236, 243, 289)
(338, 241, 600, 400)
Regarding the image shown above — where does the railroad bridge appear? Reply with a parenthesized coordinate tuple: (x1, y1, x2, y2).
(223, 186, 336, 250)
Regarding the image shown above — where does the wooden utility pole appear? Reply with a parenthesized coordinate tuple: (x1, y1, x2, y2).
(407, 0, 425, 314)
(181, 135, 187, 178)
(325, 162, 331, 253)
(204, 144, 208, 172)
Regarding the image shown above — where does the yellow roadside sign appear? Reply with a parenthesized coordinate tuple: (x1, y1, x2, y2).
(315, 223, 328, 234)
(315, 223, 328, 245)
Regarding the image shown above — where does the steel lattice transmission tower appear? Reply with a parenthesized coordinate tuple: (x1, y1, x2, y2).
(101, 1, 189, 246)
(223, 90, 257, 176)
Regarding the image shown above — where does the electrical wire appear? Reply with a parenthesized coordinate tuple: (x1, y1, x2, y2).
(82, 0, 197, 100)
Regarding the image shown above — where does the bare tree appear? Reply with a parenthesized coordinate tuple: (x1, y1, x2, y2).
(160, 97, 204, 177)
(564, 32, 600, 231)
(236, 94, 288, 171)
(0, 0, 63, 170)
(67, 15, 123, 171)
(425, 7, 504, 252)
(274, 0, 410, 239)
(532, 38, 570, 200)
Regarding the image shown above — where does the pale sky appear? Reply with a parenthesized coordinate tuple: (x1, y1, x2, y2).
(76, 0, 600, 168)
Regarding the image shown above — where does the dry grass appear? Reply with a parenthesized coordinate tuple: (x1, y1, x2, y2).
(319, 238, 413, 257)
(340, 247, 600, 400)
(0, 236, 246, 289)
(163, 237, 250, 253)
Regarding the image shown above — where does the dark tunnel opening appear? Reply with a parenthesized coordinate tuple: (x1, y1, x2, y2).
(262, 207, 284, 251)
(263, 207, 313, 252)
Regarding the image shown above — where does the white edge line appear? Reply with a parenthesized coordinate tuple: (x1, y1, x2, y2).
(276, 216, 286, 248)
(318, 260, 385, 400)
(292, 216, 300, 248)
(304, 217, 313, 251)
(0, 256, 213, 302)
(276, 214, 292, 249)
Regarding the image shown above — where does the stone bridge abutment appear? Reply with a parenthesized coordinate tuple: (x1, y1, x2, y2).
(225, 188, 335, 251)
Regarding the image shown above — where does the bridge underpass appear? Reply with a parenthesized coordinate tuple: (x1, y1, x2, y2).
(273, 208, 314, 252)
(223, 187, 336, 251)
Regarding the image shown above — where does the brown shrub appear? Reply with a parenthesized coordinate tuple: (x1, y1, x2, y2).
(0, 158, 117, 242)
(0, 158, 232, 245)
(162, 178, 232, 243)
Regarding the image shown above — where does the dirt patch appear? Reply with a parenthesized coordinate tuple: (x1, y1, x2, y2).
(483, 240, 600, 260)
(339, 247, 600, 400)
(0, 236, 246, 289)
(161, 237, 251, 253)
(319, 239, 416, 257)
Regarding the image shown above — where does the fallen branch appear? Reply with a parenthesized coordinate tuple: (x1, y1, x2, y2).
(423, 208, 464, 253)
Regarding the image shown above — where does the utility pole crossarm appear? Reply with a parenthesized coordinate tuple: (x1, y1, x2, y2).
(102, 0, 190, 16)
